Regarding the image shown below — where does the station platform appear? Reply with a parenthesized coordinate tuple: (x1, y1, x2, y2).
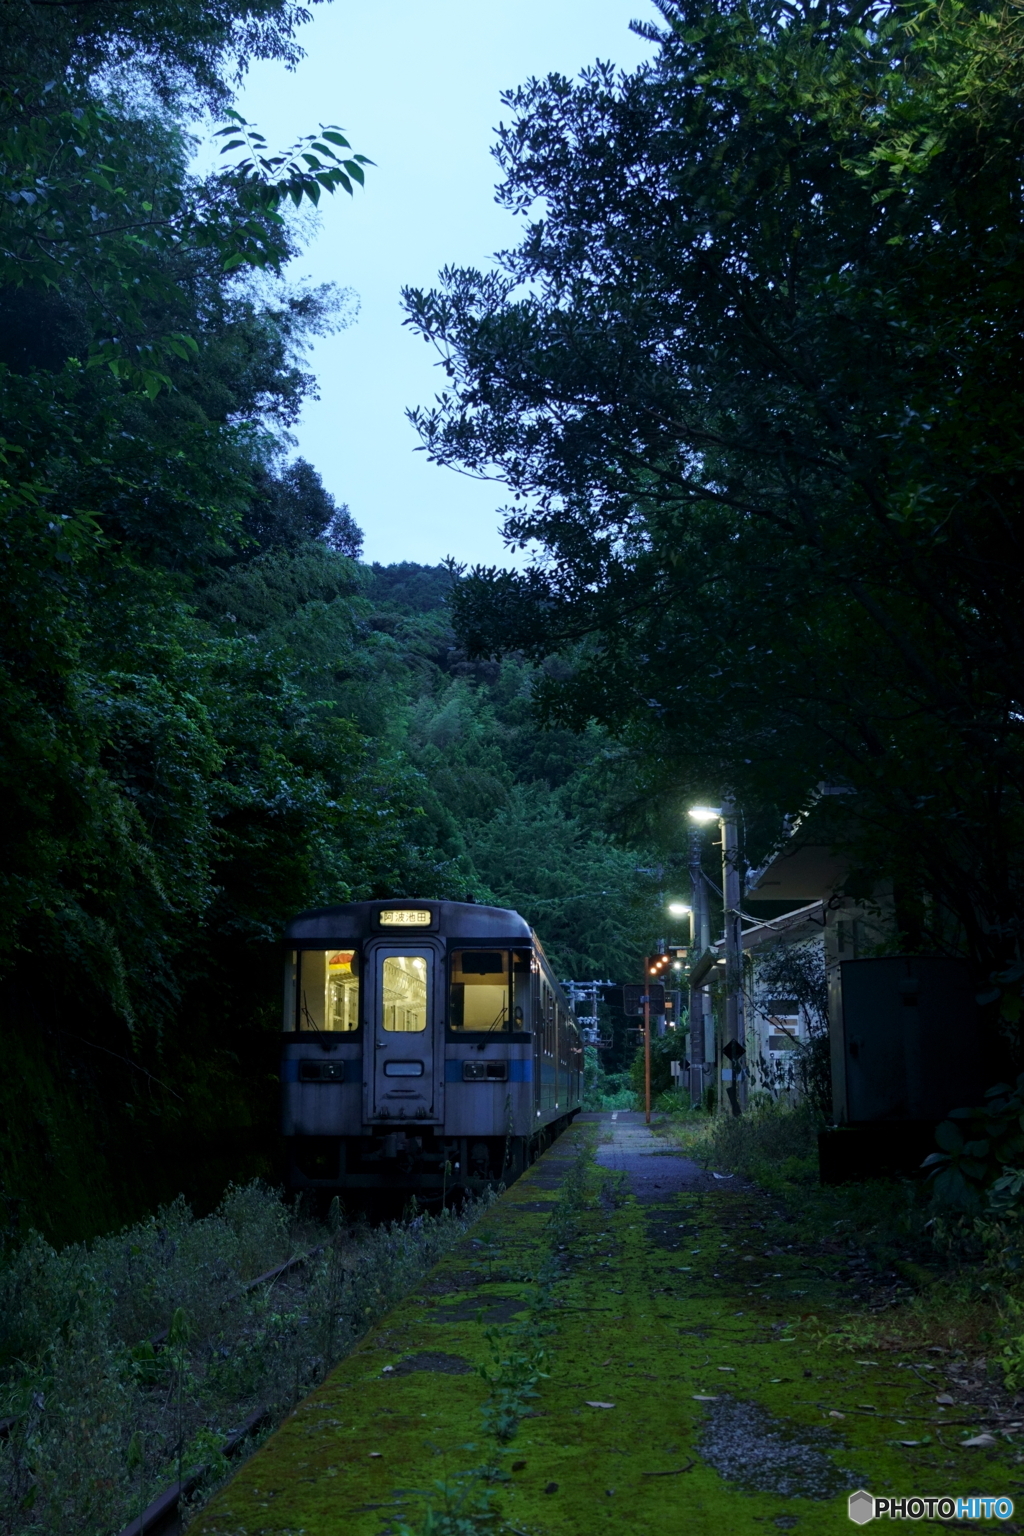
(190, 1115, 1018, 1535)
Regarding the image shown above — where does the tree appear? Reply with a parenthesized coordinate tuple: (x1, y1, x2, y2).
(749, 942, 832, 1115)
(0, 0, 389, 1233)
(404, 0, 1024, 997)
(0, 0, 374, 977)
(241, 458, 363, 555)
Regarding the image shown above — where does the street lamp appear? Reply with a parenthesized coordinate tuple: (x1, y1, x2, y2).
(687, 799, 746, 1117)
(686, 812, 713, 1109)
(667, 901, 690, 917)
(688, 806, 721, 825)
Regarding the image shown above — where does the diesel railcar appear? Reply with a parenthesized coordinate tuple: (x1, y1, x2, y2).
(281, 899, 582, 1197)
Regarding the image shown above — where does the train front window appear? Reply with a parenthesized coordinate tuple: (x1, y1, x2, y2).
(381, 955, 428, 1032)
(450, 950, 511, 1032)
(293, 949, 360, 1032)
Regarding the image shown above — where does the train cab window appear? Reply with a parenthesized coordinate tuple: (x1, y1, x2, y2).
(326, 951, 359, 1031)
(450, 951, 510, 1032)
(291, 949, 361, 1032)
(381, 955, 428, 1032)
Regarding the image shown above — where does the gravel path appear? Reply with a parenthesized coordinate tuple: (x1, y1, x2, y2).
(591, 1110, 726, 1199)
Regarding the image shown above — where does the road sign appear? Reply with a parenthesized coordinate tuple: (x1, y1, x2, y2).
(622, 983, 665, 1017)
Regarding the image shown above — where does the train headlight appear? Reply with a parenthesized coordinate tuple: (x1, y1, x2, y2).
(298, 1060, 345, 1082)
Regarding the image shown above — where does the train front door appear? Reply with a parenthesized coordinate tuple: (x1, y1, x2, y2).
(367, 945, 441, 1124)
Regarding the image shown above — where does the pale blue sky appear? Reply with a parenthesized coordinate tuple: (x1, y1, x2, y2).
(229, 1, 656, 566)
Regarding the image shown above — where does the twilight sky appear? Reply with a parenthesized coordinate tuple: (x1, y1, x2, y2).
(227, 0, 656, 566)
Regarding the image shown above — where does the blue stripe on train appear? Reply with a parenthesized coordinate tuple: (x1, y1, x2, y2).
(445, 1058, 533, 1083)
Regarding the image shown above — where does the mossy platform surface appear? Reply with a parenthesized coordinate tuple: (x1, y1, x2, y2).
(192, 1117, 1022, 1535)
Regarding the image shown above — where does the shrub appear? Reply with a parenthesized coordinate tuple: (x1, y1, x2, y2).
(924, 1076, 1024, 1212)
(705, 1099, 823, 1188)
(628, 1032, 687, 1101)
(582, 1047, 637, 1110)
(0, 1182, 488, 1536)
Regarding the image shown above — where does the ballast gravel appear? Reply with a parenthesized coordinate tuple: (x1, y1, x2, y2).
(697, 1396, 855, 1500)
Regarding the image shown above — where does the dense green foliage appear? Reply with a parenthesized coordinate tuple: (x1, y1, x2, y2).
(628, 1030, 686, 1102)
(404, 0, 1024, 996)
(924, 1076, 1024, 1212)
(0, 0, 661, 1241)
(0, 0, 392, 1240)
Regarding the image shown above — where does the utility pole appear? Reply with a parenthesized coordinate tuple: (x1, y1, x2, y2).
(721, 796, 746, 1116)
(562, 979, 614, 1046)
(688, 825, 710, 1109)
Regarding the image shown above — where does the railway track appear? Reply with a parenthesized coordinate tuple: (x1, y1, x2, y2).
(113, 1248, 323, 1536)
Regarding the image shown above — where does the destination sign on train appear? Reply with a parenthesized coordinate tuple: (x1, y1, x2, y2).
(377, 908, 432, 926)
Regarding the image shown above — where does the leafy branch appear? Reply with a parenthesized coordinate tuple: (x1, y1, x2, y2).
(0, 90, 372, 394)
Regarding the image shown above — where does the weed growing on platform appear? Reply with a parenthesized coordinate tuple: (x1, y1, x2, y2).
(550, 1131, 595, 1235)
(707, 1098, 822, 1189)
(658, 1102, 1024, 1382)
(394, 1467, 503, 1536)
(600, 1168, 630, 1208)
(0, 1183, 489, 1536)
(478, 1329, 549, 1443)
(474, 1151, 588, 1443)
(410, 1132, 597, 1536)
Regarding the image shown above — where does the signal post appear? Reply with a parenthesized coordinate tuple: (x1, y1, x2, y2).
(643, 954, 671, 1125)
(623, 970, 667, 1124)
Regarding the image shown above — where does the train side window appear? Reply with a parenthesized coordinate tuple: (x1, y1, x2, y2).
(450, 951, 509, 1032)
(382, 955, 429, 1032)
(294, 949, 361, 1032)
(511, 950, 531, 1032)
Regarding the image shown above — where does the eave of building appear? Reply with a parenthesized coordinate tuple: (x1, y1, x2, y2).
(687, 900, 825, 989)
(737, 900, 826, 953)
(745, 841, 848, 904)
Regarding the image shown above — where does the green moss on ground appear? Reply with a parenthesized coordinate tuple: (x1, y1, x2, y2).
(192, 1125, 1023, 1536)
